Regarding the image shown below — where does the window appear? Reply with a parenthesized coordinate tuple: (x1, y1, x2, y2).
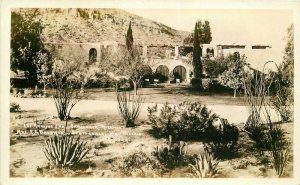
(89, 48, 97, 63)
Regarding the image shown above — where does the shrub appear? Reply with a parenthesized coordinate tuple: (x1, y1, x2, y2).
(204, 118, 239, 159)
(271, 92, 293, 122)
(119, 151, 162, 177)
(147, 101, 219, 141)
(243, 72, 272, 148)
(265, 123, 290, 177)
(117, 91, 143, 127)
(269, 60, 293, 122)
(207, 80, 233, 93)
(264, 123, 287, 150)
(244, 112, 268, 148)
(50, 60, 85, 121)
(202, 78, 211, 91)
(10, 102, 21, 112)
(243, 62, 291, 177)
(270, 148, 289, 177)
(148, 103, 181, 139)
(152, 141, 193, 169)
(43, 134, 89, 168)
(86, 73, 117, 88)
(189, 148, 219, 178)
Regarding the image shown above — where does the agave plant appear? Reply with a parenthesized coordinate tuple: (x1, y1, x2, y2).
(43, 134, 89, 168)
(189, 149, 219, 178)
(152, 141, 188, 169)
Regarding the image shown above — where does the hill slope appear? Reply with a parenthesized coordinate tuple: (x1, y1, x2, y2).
(14, 8, 190, 46)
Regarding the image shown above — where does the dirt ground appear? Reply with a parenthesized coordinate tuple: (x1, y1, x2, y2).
(9, 86, 294, 178)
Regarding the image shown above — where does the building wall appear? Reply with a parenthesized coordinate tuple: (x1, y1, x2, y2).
(46, 42, 272, 83)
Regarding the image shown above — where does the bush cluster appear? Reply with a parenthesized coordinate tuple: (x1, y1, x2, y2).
(152, 141, 193, 169)
(148, 101, 240, 159)
(204, 118, 239, 159)
(148, 101, 219, 141)
(86, 73, 117, 88)
(10, 102, 21, 112)
(118, 151, 163, 177)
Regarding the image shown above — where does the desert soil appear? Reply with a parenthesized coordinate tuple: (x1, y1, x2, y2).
(9, 87, 293, 178)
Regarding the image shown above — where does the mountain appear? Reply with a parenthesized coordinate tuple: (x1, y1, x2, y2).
(13, 8, 190, 46)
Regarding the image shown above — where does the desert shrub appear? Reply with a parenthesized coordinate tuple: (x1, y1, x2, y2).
(189, 148, 219, 178)
(202, 78, 211, 91)
(244, 111, 268, 148)
(202, 57, 227, 78)
(148, 103, 180, 139)
(264, 123, 290, 177)
(268, 37, 293, 122)
(117, 78, 133, 90)
(207, 80, 233, 93)
(204, 118, 239, 159)
(270, 148, 289, 177)
(10, 102, 21, 112)
(264, 123, 287, 150)
(43, 134, 89, 168)
(152, 141, 193, 169)
(270, 85, 293, 122)
(243, 71, 271, 147)
(48, 59, 92, 121)
(86, 73, 117, 88)
(117, 91, 143, 127)
(148, 101, 219, 141)
(243, 63, 291, 177)
(119, 151, 162, 177)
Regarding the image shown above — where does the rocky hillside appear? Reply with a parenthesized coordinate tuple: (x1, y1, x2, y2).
(14, 8, 189, 46)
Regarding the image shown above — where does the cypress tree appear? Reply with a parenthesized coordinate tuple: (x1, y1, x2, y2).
(192, 22, 202, 88)
(192, 20, 212, 89)
(125, 21, 134, 51)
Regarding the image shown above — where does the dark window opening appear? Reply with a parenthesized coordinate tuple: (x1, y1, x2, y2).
(89, 48, 97, 63)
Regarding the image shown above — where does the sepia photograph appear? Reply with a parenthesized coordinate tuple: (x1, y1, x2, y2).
(0, 0, 299, 185)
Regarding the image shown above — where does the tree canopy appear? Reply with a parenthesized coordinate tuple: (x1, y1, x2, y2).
(11, 11, 47, 87)
(219, 52, 247, 97)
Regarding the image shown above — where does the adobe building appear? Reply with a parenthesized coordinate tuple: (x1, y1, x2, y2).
(44, 41, 272, 84)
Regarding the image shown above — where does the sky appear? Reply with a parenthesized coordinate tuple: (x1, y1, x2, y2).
(126, 9, 293, 60)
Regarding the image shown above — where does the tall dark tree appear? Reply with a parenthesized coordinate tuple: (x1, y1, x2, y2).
(11, 10, 47, 87)
(193, 22, 202, 80)
(191, 20, 212, 89)
(114, 21, 151, 95)
(125, 21, 134, 51)
(202, 21, 212, 44)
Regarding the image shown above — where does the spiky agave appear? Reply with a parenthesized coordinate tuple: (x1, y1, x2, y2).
(189, 149, 219, 178)
(43, 134, 89, 168)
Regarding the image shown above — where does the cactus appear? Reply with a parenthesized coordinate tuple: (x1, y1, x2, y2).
(152, 140, 188, 169)
(189, 149, 219, 178)
(117, 91, 144, 127)
(43, 134, 89, 168)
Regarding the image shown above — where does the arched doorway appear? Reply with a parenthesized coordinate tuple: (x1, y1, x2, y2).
(173, 65, 187, 83)
(206, 47, 214, 57)
(155, 65, 169, 82)
(89, 48, 97, 64)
